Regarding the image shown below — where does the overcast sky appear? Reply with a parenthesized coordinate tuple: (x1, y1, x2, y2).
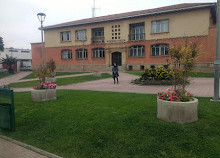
(0, 0, 217, 49)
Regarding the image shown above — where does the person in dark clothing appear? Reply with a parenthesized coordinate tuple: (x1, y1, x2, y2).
(112, 62, 119, 84)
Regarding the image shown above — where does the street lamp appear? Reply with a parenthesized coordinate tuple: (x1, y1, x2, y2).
(37, 12, 46, 66)
(213, 0, 220, 101)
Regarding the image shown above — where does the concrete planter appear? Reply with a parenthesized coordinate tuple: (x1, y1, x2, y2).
(157, 98, 198, 123)
(31, 89, 57, 102)
(45, 77, 56, 83)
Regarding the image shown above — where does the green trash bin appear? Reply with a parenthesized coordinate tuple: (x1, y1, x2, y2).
(0, 89, 15, 131)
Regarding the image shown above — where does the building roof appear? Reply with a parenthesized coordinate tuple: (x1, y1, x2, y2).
(43, 3, 216, 30)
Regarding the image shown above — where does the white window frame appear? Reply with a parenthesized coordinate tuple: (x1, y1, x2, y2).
(61, 31, 71, 42)
(76, 29, 87, 40)
(151, 19, 169, 33)
(61, 50, 72, 59)
(76, 49, 88, 59)
(130, 23, 145, 40)
(151, 44, 169, 56)
(92, 48, 105, 58)
(129, 45, 145, 57)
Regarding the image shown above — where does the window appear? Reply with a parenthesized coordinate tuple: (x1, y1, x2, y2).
(92, 48, 105, 58)
(151, 44, 169, 56)
(61, 31, 71, 42)
(76, 49, 88, 59)
(21, 50, 30, 53)
(9, 50, 18, 52)
(76, 29, 87, 40)
(61, 50, 72, 59)
(129, 45, 145, 57)
(152, 20, 169, 33)
(111, 25, 121, 40)
(130, 23, 145, 40)
(92, 28, 104, 37)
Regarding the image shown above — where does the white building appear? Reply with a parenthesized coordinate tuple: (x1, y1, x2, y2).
(0, 48, 32, 71)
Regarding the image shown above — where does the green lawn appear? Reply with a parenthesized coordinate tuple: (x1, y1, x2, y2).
(21, 72, 90, 80)
(127, 71, 215, 78)
(0, 72, 14, 79)
(9, 73, 111, 88)
(0, 90, 219, 158)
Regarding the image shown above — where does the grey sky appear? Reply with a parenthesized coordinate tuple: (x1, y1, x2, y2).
(0, 0, 217, 49)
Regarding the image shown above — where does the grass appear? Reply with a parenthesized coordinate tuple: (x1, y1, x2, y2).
(0, 72, 15, 79)
(0, 90, 219, 158)
(21, 72, 90, 80)
(127, 71, 214, 78)
(8, 73, 111, 88)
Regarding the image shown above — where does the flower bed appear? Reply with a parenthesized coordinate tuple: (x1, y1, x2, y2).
(34, 82, 57, 90)
(157, 89, 198, 123)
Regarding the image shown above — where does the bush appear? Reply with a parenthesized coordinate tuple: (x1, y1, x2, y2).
(132, 66, 174, 85)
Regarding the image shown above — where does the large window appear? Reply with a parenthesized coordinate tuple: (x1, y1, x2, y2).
(76, 49, 88, 59)
(76, 29, 87, 40)
(130, 23, 145, 40)
(61, 31, 71, 42)
(61, 50, 72, 59)
(152, 20, 169, 33)
(129, 45, 145, 57)
(92, 48, 105, 58)
(151, 44, 169, 56)
(92, 28, 104, 43)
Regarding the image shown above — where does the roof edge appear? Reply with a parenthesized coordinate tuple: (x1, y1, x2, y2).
(43, 3, 216, 30)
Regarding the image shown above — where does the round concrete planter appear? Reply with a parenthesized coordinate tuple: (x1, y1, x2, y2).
(31, 89, 57, 102)
(45, 77, 56, 83)
(157, 98, 198, 123)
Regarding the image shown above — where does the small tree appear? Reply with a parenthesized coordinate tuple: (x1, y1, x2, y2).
(169, 42, 200, 89)
(0, 37, 4, 52)
(47, 58, 56, 76)
(0, 55, 17, 73)
(36, 65, 49, 82)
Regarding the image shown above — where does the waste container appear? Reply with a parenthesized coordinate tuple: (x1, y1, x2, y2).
(0, 88, 15, 131)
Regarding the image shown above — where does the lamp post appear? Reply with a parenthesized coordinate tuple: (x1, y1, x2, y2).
(81, 34, 87, 72)
(37, 12, 46, 66)
(213, 0, 220, 101)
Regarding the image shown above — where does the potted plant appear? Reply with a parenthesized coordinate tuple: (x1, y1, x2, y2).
(157, 42, 200, 123)
(31, 81, 57, 102)
(45, 58, 56, 83)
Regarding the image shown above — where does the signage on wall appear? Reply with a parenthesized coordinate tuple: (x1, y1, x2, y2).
(107, 39, 126, 43)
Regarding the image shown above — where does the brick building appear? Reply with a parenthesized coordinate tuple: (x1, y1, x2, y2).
(31, 3, 217, 72)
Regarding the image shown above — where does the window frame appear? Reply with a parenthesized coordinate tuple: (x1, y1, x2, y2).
(76, 49, 88, 59)
(151, 19, 169, 34)
(92, 48, 105, 59)
(92, 28, 104, 37)
(61, 49, 72, 59)
(75, 29, 87, 41)
(60, 31, 71, 42)
(130, 22, 145, 41)
(129, 45, 145, 57)
(151, 44, 169, 56)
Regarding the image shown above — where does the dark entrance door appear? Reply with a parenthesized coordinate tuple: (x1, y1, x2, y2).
(112, 52, 122, 66)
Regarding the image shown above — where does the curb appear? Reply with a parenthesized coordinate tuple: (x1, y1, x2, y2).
(0, 135, 62, 158)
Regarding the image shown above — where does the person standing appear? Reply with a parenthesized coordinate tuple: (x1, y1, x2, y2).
(112, 62, 119, 84)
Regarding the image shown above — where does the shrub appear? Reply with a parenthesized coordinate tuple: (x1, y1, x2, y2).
(158, 88, 193, 102)
(36, 65, 50, 82)
(47, 58, 56, 76)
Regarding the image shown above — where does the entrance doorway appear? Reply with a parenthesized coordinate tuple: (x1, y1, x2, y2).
(112, 52, 122, 66)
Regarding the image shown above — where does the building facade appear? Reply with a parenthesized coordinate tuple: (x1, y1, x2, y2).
(32, 3, 217, 72)
(0, 48, 32, 71)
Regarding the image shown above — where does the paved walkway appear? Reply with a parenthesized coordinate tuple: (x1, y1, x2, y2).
(0, 137, 47, 158)
(9, 71, 218, 97)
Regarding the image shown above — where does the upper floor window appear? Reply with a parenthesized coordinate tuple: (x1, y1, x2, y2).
(76, 49, 88, 59)
(151, 44, 169, 56)
(129, 45, 145, 57)
(92, 28, 104, 43)
(152, 19, 169, 33)
(76, 29, 87, 40)
(130, 23, 145, 40)
(92, 48, 105, 58)
(21, 50, 30, 53)
(61, 31, 71, 42)
(61, 50, 72, 59)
